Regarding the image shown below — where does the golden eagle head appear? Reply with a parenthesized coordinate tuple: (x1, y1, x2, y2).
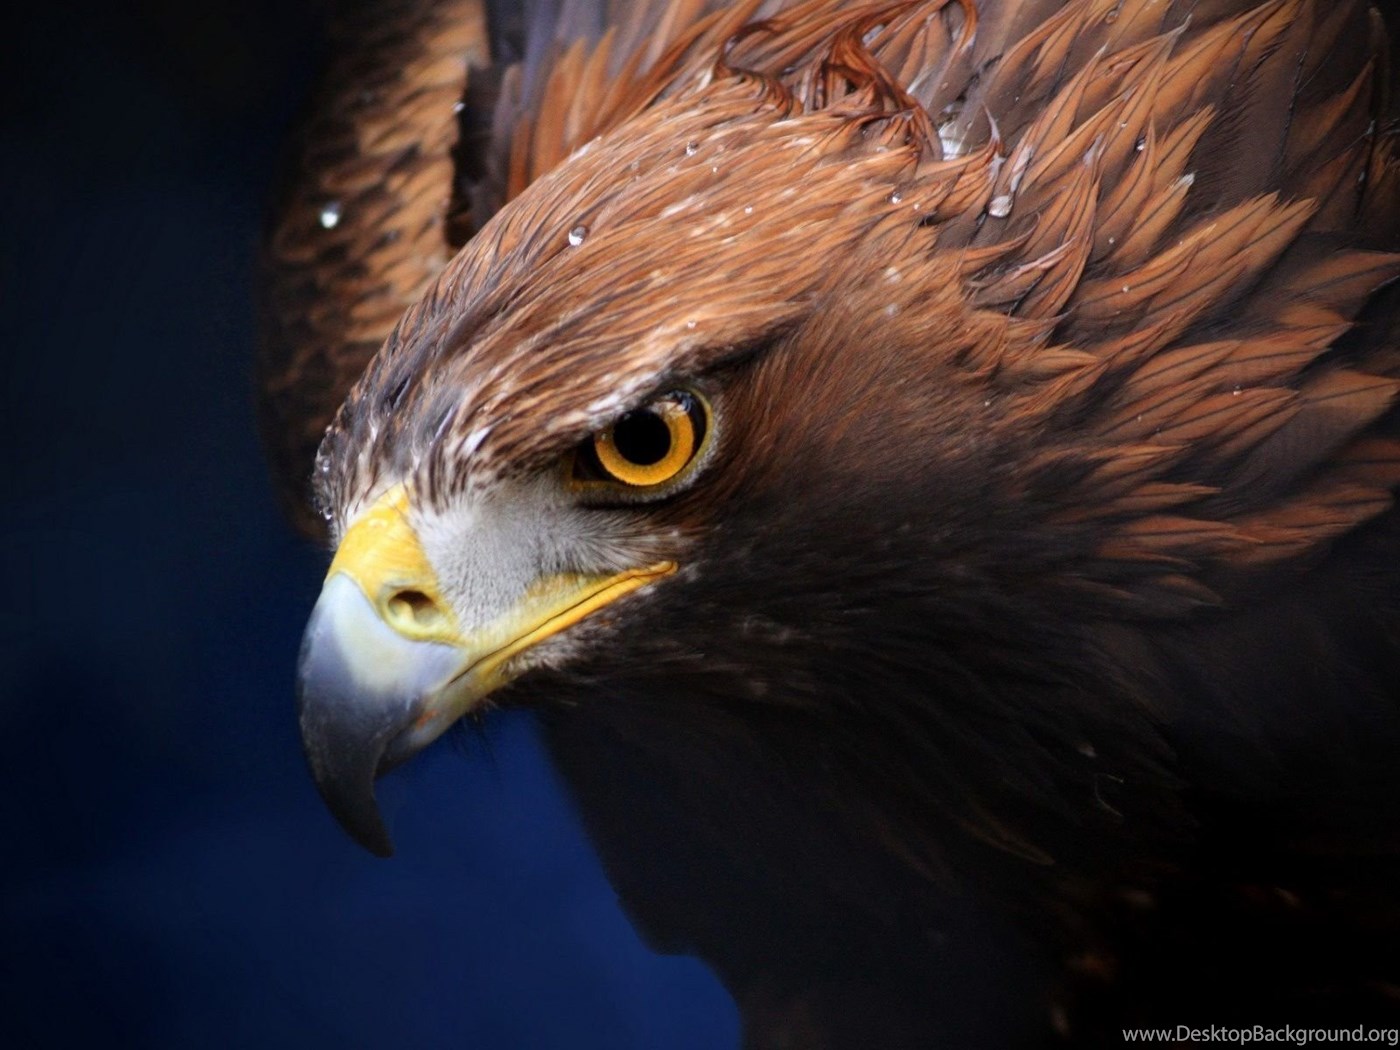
(296, 0, 1400, 862)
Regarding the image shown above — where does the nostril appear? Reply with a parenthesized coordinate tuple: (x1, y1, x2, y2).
(385, 588, 449, 632)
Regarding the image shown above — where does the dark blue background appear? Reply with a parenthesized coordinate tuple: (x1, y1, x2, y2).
(1, 2, 738, 1045)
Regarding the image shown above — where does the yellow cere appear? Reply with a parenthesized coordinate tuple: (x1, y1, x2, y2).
(326, 485, 462, 645)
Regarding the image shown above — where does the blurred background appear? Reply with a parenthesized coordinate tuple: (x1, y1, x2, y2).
(0, 1, 738, 1045)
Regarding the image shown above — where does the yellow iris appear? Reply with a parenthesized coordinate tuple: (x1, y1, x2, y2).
(578, 390, 710, 492)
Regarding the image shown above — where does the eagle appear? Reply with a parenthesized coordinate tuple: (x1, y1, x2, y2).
(259, 0, 1400, 1042)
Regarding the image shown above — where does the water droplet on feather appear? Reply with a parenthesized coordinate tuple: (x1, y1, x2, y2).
(567, 225, 588, 247)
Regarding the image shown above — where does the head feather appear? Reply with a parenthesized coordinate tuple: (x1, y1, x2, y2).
(318, 0, 1399, 616)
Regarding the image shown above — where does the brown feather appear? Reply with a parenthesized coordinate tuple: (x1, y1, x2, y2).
(258, 0, 488, 535)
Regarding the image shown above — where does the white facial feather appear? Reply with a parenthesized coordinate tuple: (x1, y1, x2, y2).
(412, 472, 678, 634)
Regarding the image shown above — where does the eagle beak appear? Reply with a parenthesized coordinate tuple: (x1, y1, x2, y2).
(296, 486, 674, 856)
(297, 573, 463, 856)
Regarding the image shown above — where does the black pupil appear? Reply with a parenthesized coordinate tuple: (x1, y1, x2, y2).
(611, 409, 673, 466)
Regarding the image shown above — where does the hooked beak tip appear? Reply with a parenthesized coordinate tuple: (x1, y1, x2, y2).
(298, 691, 401, 858)
(308, 758, 396, 858)
(331, 795, 396, 859)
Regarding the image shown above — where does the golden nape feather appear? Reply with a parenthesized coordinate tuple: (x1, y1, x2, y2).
(262, 0, 1400, 1043)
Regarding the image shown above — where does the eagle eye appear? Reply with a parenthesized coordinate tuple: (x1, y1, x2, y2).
(572, 390, 710, 494)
